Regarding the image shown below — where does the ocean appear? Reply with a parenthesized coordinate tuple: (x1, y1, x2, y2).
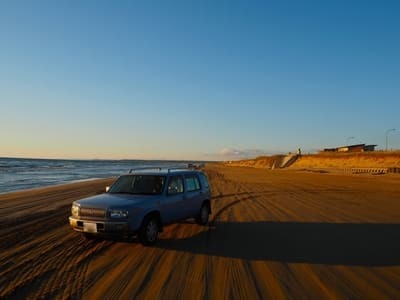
(0, 157, 205, 194)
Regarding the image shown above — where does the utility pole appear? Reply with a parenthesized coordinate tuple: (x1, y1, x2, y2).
(386, 128, 396, 151)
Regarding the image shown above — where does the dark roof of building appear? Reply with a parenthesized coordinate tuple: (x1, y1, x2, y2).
(323, 144, 377, 152)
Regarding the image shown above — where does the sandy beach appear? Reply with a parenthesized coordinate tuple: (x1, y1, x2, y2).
(1, 165, 400, 299)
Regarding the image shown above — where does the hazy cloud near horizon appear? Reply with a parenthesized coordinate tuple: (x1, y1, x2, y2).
(218, 148, 269, 159)
(216, 147, 324, 160)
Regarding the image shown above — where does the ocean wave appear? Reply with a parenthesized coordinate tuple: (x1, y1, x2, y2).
(0, 158, 206, 194)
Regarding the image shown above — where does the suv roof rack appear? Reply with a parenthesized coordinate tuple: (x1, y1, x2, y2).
(167, 167, 190, 173)
(129, 167, 162, 173)
(128, 164, 201, 174)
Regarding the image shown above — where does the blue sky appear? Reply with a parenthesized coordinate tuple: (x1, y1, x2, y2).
(1, 1, 400, 160)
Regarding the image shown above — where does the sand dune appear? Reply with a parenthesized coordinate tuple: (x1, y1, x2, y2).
(1, 166, 400, 298)
(293, 152, 400, 169)
(227, 152, 400, 169)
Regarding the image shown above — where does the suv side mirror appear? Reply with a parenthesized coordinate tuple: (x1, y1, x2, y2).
(105, 186, 110, 192)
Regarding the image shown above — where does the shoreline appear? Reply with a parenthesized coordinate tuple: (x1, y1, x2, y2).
(0, 157, 209, 195)
(0, 177, 116, 197)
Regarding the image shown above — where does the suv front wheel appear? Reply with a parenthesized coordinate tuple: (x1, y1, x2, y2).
(196, 203, 210, 225)
(139, 215, 159, 246)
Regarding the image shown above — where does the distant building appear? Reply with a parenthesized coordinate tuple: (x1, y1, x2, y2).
(363, 144, 377, 151)
(322, 144, 377, 153)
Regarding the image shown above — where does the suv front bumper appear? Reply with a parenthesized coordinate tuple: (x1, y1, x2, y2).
(69, 216, 129, 235)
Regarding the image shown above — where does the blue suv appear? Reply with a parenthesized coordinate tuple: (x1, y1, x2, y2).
(69, 167, 211, 245)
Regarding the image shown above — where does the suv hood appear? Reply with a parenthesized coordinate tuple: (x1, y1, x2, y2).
(75, 193, 148, 208)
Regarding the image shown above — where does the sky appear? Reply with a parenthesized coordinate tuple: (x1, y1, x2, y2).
(1, 1, 400, 160)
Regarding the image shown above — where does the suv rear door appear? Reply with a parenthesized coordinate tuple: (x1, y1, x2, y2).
(198, 173, 211, 198)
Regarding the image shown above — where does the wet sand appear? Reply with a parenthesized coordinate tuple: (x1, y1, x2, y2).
(1, 165, 400, 299)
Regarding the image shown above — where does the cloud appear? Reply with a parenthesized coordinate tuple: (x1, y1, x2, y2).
(218, 148, 268, 159)
(202, 147, 319, 161)
(219, 148, 241, 156)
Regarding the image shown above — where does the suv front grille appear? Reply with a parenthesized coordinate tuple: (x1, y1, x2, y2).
(80, 207, 106, 218)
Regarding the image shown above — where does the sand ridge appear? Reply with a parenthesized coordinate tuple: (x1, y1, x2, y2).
(227, 152, 400, 169)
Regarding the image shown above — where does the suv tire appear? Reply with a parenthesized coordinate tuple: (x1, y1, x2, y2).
(196, 203, 209, 225)
(139, 215, 159, 246)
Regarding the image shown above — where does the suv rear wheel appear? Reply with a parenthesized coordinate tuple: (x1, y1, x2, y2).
(196, 203, 209, 225)
(139, 215, 159, 246)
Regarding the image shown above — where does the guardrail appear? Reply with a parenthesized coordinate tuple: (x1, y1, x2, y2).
(347, 168, 388, 175)
(345, 167, 400, 175)
(342, 168, 400, 175)
(388, 167, 400, 173)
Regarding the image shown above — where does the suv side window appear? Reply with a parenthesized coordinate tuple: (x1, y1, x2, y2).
(185, 175, 201, 192)
(198, 173, 209, 189)
(167, 176, 184, 195)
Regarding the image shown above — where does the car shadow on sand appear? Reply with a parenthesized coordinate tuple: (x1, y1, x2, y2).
(156, 221, 400, 266)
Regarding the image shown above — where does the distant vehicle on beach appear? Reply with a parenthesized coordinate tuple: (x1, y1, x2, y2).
(69, 166, 211, 245)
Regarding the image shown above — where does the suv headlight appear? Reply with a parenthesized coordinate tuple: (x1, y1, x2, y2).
(71, 203, 80, 217)
(109, 209, 129, 219)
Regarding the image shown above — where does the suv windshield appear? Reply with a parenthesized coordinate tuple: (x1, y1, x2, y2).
(109, 175, 166, 195)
